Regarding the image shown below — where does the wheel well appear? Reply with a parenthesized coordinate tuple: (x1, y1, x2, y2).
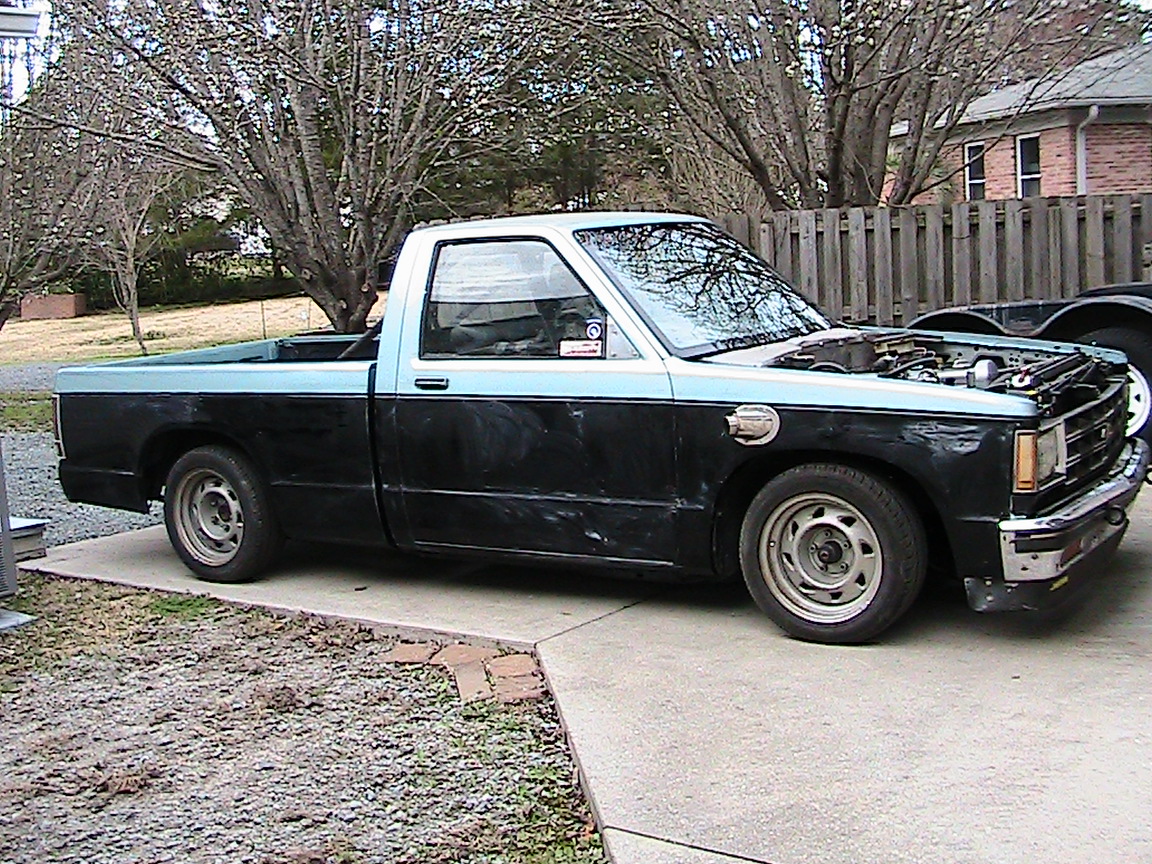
(1038, 304, 1152, 343)
(711, 451, 953, 581)
(910, 311, 1004, 336)
(138, 429, 254, 500)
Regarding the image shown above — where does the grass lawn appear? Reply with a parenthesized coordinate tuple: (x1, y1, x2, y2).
(0, 391, 51, 433)
(0, 294, 385, 365)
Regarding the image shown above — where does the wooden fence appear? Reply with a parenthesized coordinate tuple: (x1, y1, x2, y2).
(721, 194, 1152, 326)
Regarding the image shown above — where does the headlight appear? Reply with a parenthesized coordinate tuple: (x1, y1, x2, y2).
(1014, 423, 1065, 493)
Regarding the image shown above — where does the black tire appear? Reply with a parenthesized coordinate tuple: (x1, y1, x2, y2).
(1075, 327, 1152, 443)
(163, 445, 283, 583)
(739, 464, 927, 644)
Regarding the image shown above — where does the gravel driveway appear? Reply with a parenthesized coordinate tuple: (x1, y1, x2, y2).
(0, 362, 65, 393)
(2, 432, 162, 547)
(1, 578, 603, 864)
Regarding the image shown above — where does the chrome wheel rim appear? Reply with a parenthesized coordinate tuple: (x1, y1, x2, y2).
(1126, 366, 1151, 438)
(758, 492, 882, 624)
(172, 468, 244, 566)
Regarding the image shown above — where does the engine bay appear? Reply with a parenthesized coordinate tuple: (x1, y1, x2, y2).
(766, 330, 1125, 416)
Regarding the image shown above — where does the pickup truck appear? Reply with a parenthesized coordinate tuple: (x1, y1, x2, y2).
(54, 212, 1150, 643)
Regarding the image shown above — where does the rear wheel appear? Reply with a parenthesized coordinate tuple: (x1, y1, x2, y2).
(1076, 326, 1152, 442)
(739, 464, 927, 643)
(164, 445, 282, 583)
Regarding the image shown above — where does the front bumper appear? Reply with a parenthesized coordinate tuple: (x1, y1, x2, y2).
(966, 438, 1150, 612)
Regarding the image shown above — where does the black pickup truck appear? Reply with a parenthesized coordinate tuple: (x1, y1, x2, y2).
(54, 213, 1150, 643)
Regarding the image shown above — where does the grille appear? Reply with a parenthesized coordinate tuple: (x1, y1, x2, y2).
(1063, 380, 1128, 490)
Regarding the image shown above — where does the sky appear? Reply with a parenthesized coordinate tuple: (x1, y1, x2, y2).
(3, 0, 1152, 102)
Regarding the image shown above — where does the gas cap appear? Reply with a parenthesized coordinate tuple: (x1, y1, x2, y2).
(725, 405, 781, 446)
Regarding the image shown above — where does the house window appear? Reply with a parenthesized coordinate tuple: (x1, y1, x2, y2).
(965, 142, 986, 201)
(1017, 135, 1042, 198)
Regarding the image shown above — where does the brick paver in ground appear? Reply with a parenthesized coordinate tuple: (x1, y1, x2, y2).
(454, 661, 495, 703)
(487, 653, 537, 678)
(380, 641, 438, 664)
(429, 644, 501, 668)
(382, 642, 544, 704)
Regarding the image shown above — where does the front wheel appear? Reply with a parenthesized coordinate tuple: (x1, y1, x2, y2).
(164, 445, 283, 583)
(739, 464, 927, 644)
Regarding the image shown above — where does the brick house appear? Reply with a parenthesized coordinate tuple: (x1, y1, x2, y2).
(891, 43, 1152, 203)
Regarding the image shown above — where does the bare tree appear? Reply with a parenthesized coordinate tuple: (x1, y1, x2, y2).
(0, 49, 111, 330)
(662, 119, 774, 217)
(597, 0, 1148, 209)
(78, 148, 194, 355)
(50, 0, 584, 332)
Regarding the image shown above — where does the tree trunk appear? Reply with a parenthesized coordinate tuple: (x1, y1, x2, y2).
(0, 298, 17, 332)
(301, 269, 377, 333)
(111, 260, 148, 356)
(125, 272, 148, 356)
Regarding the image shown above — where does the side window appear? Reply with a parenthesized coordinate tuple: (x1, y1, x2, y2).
(1017, 135, 1041, 198)
(422, 239, 619, 359)
(965, 142, 985, 201)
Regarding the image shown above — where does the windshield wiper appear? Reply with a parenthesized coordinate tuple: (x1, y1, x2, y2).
(683, 330, 802, 360)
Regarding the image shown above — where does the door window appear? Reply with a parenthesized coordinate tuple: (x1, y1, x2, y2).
(421, 239, 619, 359)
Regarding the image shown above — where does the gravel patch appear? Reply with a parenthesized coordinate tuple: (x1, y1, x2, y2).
(0, 363, 66, 393)
(0, 428, 605, 862)
(0, 578, 604, 863)
(2, 432, 162, 547)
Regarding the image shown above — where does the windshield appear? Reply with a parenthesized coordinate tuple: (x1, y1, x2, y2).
(575, 221, 831, 357)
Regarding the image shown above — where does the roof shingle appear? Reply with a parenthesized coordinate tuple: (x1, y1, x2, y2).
(959, 42, 1152, 124)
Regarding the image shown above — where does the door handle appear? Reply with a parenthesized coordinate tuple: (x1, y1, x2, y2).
(414, 376, 450, 391)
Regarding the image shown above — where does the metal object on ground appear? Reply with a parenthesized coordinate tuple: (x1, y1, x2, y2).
(0, 608, 35, 630)
(9, 517, 47, 561)
(0, 439, 16, 599)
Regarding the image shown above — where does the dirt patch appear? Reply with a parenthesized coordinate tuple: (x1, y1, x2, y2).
(0, 294, 386, 365)
(0, 574, 605, 864)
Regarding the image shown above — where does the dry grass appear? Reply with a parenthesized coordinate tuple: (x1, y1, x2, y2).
(0, 295, 340, 365)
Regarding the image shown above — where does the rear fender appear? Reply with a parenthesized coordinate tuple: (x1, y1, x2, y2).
(1034, 297, 1152, 343)
(908, 309, 1007, 336)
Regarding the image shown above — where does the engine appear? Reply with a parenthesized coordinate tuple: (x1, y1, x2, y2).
(768, 331, 1124, 417)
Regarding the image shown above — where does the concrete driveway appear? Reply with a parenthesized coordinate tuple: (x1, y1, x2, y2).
(24, 494, 1152, 864)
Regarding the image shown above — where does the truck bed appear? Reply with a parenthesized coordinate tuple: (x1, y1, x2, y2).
(93, 334, 379, 367)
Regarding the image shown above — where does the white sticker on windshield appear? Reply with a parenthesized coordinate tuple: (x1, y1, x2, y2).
(559, 339, 604, 358)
